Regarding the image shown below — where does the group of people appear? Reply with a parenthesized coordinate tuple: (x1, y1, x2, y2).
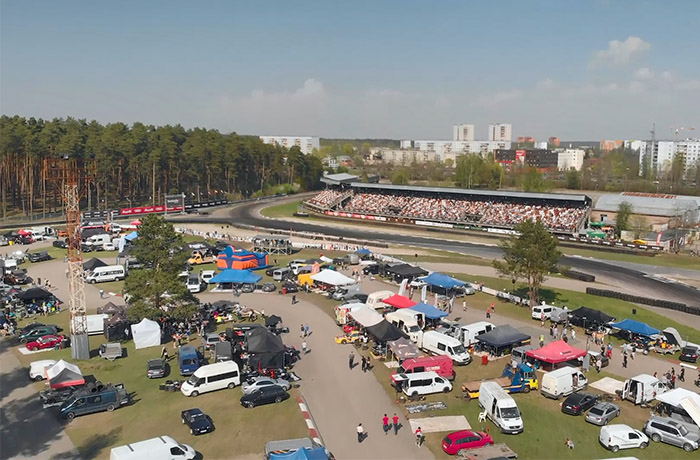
(655, 367, 684, 389)
(355, 414, 405, 444)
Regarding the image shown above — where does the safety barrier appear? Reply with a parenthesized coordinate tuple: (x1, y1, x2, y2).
(585, 287, 700, 316)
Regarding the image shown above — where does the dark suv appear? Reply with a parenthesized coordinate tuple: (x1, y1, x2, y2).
(28, 251, 51, 263)
(679, 346, 698, 363)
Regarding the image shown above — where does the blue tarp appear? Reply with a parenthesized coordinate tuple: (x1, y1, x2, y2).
(408, 302, 448, 319)
(355, 248, 371, 256)
(419, 272, 465, 289)
(210, 269, 262, 284)
(124, 231, 138, 241)
(610, 319, 660, 337)
(269, 447, 328, 460)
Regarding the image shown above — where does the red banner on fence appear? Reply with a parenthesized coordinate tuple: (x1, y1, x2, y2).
(119, 206, 183, 216)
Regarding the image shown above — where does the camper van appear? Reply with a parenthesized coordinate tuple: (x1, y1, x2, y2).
(540, 367, 588, 399)
(331, 284, 363, 301)
(180, 361, 240, 397)
(448, 321, 495, 348)
(418, 331, 471, 365)
(531, 304, 569, 322)
(109, 435, 196, 460)
(178, 345, 202, 376)
(393, 355, 455, 381)
(365, 290, 394, 310)
(85, 265, 126, 283)
(386, 309, 425, 342)
(622, 374, 667, 405)
(393, 371, 453, 396)
(478, 381, 524, 434)
(85, 234, 112, 249)
(511, 345, 536, 365)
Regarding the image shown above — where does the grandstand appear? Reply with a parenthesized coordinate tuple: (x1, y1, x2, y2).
(304, 183, 591, 235)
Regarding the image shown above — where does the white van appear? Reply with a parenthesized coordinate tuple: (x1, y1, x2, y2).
(273, 268, 292, 281)
(29, 359, 57, 381)
(540, 367, 588, 399)
(531, 304, 568, 322)
(85, 265, 126, 283)
(418, 331, 471, 365)
(85, 234, 112, 248)
(186, 274, 205, 293)
(386, 309, 425, 342)
(622, 374, 667, 405)
(109, 435, 196, 460)
(449, 321, 495, 348)
(478, 381, 524, 434)
(180, 361, 240, 397)
(395, 371, 452, 397)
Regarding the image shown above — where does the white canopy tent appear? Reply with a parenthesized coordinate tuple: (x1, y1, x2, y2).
(311, 270, 355, 286)
(348, 307, 383, 327)
(131, 318, 161, 349)
(656, 388, 700, 427)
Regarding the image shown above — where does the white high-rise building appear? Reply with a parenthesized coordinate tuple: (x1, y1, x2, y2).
(453, 124, 475, 141)
(557, 149, 585, 171)
(635, 139, 700, 178)
(488, 123, 512, 142)
(259, 136, 320, 155)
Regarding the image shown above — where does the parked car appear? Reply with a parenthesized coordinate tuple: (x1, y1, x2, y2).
(281, 282, 298, 293)
(146, 359, 166, 378)
(261, 282, 277, 292)
(599, 424, 649, 452)
(586, 402, 620, 426)
(679, 346, 699, 363)
(28, 251, 51, 263)
(441, 429, 494, 455)
(344, 294, 368, 304)
(181, 408, 214, 435)
(242, 377, 291, 395)
(644, 416, 700, 452)
(334, 331, 363, 345)
(240, 283, 255, 293)
(265, 267, 278, 277)
(561, 392, 600, 416)
(40, 385, 81, 405)
(16, 236, 34, 245)
(4, 270, 30, 285)
(240, 385, 290, 408)
(19, 325, 58, 344)
(52, 240, 68, 249)
(19, 322, 47, 334)
(26, 335, 65, 351)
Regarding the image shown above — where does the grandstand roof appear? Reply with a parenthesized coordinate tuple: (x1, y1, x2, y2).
(349, 182, 591, 204)
(321, 173, 358, 185)
(594, 193, 699, 217)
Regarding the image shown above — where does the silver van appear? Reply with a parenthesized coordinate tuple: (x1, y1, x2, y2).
(273, 268, 292, 281)
(643, 416, 699, 452)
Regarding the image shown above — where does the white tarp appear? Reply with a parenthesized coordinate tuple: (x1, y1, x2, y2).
(656, 388, 700, 427)
(87, 314, 108, 335)
(348, 307, 384, 327)
(131, 318, 161, 349)
(311, 269, 355, 286)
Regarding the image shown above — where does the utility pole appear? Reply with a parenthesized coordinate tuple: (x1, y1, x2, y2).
(44, 156, 97, 360)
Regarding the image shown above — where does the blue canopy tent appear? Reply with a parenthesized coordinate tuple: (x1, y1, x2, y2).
(355, 248, 371, 256)
(610, 319, 660, 337)
(408, 302, 448, 320)
(210, 269, 262, 284)
(269, 447, 328, 460)
(123, 231, 138, 241)
(419, 272, 465, 289)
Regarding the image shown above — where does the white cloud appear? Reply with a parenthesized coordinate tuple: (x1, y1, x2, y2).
(536, 78, 555, 90)
(661, 71, 673, 82)
(474, 89, 522, 110)
(591, 36, 651, 66)
(628, 80, 645, 93)
(634, 67, 653, 80)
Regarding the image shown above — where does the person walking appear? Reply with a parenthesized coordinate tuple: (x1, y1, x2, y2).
(357, 423, 365, 443)
(679, 368, 685, 382)
(622, 353, 628, 368)
(540, 313, 545, 328)
(415, 427, 423, 447)
(596, 357, 602, 373)
(291, 294, 296, 305)
(361, 355, 367, 373)
(161, 346, 169, 361)
(300, 324, 305, 338)
(349, 351, 355, 370)
(462, 299, 467, 311)
(383, 414, 389, 435)
(571, 327, 576, 341)
(305, 323, 310, 337)
(539, 334, 545, 348)
(302, 341, 308, 354)
(99, 289, 104, 299)
(553, 325, 558, 339)
(392, 413, 400, 435)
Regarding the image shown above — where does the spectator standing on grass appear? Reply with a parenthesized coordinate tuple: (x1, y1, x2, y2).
(392, 413, 400, 435)
(161, 346, 169, 360)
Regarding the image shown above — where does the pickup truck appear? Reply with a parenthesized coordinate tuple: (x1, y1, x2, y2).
(99, 343, 123, 361)
(188, 251, 215, 265)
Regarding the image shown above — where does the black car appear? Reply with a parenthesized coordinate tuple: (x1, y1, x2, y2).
(52, 240, 68, 249)
(344, 294, 368, 304)
(265, 267, 278, 277)
(15, 236, 34, 245)
(679, 346, 699, 363)
(19, 322, 47, 334)
(281, 282, 298, 293)
(562, 392, 600, 416)
(240, 385, 290, 408)
(261, 282, 277, 293)
(28, 251, 51, 263)
(362, 264, 380, 275)
(181, 408, 214, 435)
(240, 283, 255, 293)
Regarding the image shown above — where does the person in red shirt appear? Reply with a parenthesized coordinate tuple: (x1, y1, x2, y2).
(383, 414, 389, 435)
(392, 413, 400, 435)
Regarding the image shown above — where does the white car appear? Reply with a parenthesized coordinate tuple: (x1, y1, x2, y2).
(201, 270, 216, 284)
(242, 377, 291, 395)
(29, 359, 58, 381)
(600, 424, 649, 453)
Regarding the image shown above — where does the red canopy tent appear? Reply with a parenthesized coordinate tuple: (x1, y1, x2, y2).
(45, 360, 85, 389)
(382, 294, 417, 309)
(526, 340, 587, 364)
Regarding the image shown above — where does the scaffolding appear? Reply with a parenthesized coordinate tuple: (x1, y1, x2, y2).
(253, 234, 292, 255)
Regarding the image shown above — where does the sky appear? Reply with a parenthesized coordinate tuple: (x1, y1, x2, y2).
(1, 0, 699, 141)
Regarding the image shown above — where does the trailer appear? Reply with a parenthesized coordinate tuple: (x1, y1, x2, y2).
(458, 443, 517, 460)
(462, 364, 537, 399)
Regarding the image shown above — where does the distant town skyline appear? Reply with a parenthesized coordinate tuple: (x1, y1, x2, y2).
(1, 1, 698, 140)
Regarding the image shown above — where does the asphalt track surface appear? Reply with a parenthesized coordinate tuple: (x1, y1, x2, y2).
(192, 199, 700, 308)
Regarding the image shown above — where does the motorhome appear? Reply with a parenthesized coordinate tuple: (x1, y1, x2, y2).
(478, 381, 524, 434)
(417, 331, 471, 365)
(201, 270, 216, 284)
(109, 436, 196, 460)
(85, 265, 126, 283)
(365, 290, 394, 310)
(180, 361, 241, 397)
(385, 309, 425, 342)
(540, 367, 588, 399)
(448, 321, 495, 348)
(622, 374, 667, 405)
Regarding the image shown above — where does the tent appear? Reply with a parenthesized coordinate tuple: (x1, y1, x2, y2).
(246, 327, 285, 370)
(82, 228, 109, 239)
(104, 316, 130, 341)
(17, 287, 55, 302)
(385, 264, 428, 281)
(419, 272, 465, 289)
(408, 302, 448, 320)
(388, 337, 423, 360)
(96, 301, 126, 316)
(210, 269, 262, 284)
(217, 246, 269, 270)
(366, 320, 405, 342)
(526, 340, 587, 364)
(382, 294, 417, 309)
(355, 248, 371, 256)
(124, 231, 139, 241)
(130, 219, 142, 226)
(569, 306, 614, 328)
(476, 325, 531, 355)
(83, 257, 108, 271)
(265, 315, 283, 327)
(655, 388, 700, 427)
(610, 319, 660, 337)
(310, 270, 355, 286)
(348, 307, 384, 327)
(269, 447, 328, 460)
(130, 318, 161, 349)
(46, 360, 85, 389)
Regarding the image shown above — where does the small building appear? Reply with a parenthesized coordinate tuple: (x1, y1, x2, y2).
(592, 192, 700, 230)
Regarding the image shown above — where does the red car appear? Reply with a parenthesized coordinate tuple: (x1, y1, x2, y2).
(26, 335, 64, 351)
(442, 429, 494, 455)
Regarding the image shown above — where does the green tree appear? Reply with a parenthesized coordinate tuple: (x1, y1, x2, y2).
(615, 202, 633, 237)
(391, 168, 410, 185)
(124, 215, 198, 321)
(522, 168, 548, 192)
(565, 169, 581, 189)
(493, 220, 561, 308)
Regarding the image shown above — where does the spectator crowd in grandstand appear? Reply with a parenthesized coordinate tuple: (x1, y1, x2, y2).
(305, 190, 588, 232)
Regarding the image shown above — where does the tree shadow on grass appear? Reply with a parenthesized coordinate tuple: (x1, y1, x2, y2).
(53, 427, 122, 460)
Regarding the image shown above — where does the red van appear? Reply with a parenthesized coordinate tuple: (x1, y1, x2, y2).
(392, 355, 455, 383)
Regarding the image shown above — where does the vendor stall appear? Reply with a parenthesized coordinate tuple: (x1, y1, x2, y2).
(526, 339, 587, 370)
(476, 325, 530, 357)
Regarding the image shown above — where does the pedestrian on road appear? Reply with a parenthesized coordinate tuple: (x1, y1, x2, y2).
(357, 423, 365, 443)
(596, 357, 602, 373)
(539, 334, 545, 348)
(392, 413, 400, 435)
(670, 373, 676, 389)
(292, 295, 297, 305)
(553, 325, 558, 339)
(361, 356, 367, 372)
(486, 308, 491, 319)
(383, 414, 389, 435)
(549, 324, 554, 337)
(302, 341, 308, 354)
(622, 353, 628, 368)
(349, 351, 355, 370)
(99, 289, 104, 299)
(305, 323, 310, 337)
(300, 324, 305, 338)
(679, 368, 685, 382)
(571, 328, 576, 341)
(415, 427, 423, 447)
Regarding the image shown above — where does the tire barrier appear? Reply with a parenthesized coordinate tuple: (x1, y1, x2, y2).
(585, 287, 700, 316)
(562, 269, 596, 282)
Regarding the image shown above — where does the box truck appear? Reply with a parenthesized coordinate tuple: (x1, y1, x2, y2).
(540, 367, 588, 399)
